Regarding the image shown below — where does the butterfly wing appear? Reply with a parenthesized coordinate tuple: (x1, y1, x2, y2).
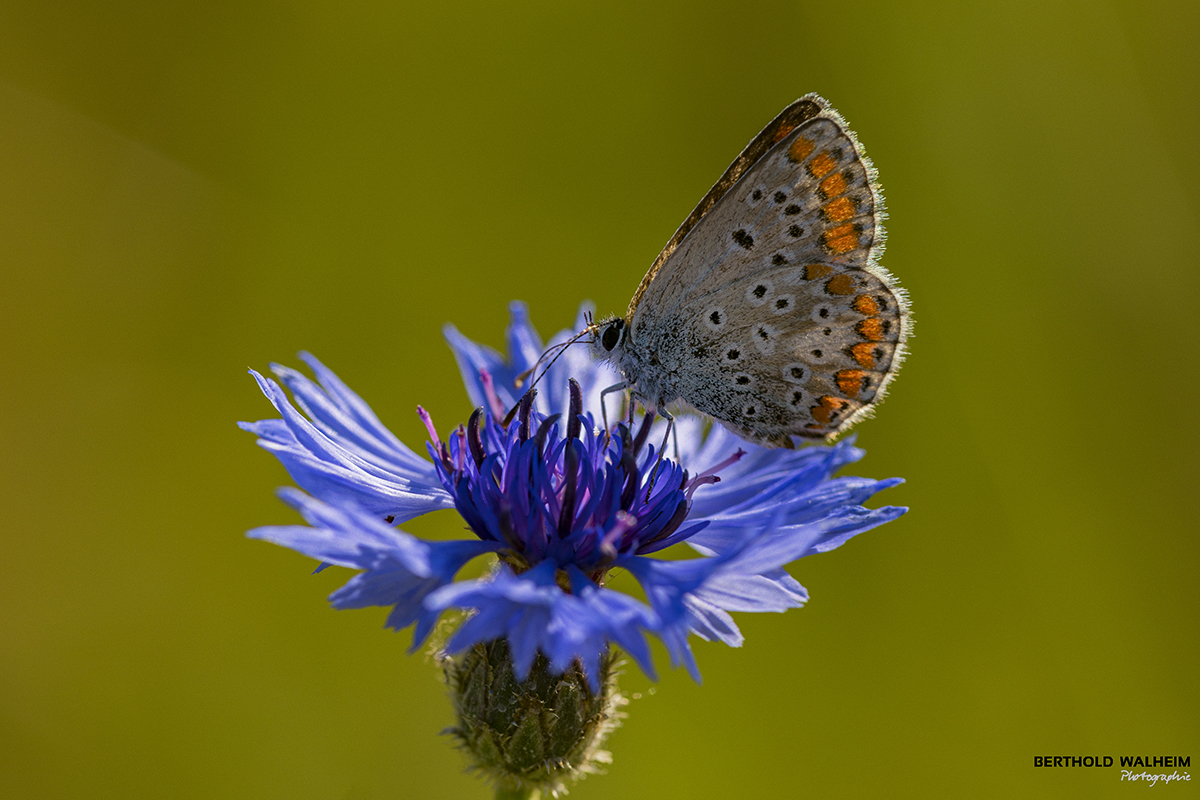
(625, 96, 826, 319)
(628, 95, 909, 443)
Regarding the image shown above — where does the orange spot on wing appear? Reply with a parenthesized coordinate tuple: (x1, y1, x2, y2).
(836, 369, 865, 398)
(827, 235, 857, 253)
(825, 273, 854, 295)
(820, 172, 848, 198)
(853, 295, 880, 315)
(856, 318, 884, 341)
(823, 196, 855, 222)
(808, 152, 837, 178)
(804, 263, 833, 280)
(788, 136, 815, 163)
(823, 223, 859, 254)
(810, 395, 849, 425)
(851, 342, 878, 368)
(772, 122, 797, 144)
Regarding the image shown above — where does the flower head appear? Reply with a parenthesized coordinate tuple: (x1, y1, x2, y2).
(242, 303, 906, 689)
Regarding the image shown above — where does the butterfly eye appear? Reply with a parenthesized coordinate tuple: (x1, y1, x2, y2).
(602, 321, 623, 351)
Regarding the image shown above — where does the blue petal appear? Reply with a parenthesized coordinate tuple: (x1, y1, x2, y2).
(280, 352, 434, 477)
(248, 488, 432, 571)
(619, 498, 903, 682)
(431, 562, 564, 679)
(249, 490, 498, 649)
(441, 301, 556, 419)
(687, 438, 866, 520)
(619, 555, 717, 682)
(442, 322, 511, 411)
(245, 304, 911, 688)
(682, 594, 742, 646)
(240, 367, 454, 523)
(558, 566, 658, 683)
(504, 301, 545, 379)
(427, 562, 657, 691)
(692, 567, 808, 614)
(689, 503, 908, 560)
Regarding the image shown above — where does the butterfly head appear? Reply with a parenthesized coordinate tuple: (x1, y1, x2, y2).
(589, 315, 628, 358)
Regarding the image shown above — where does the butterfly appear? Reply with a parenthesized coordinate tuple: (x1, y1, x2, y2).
(589, 94, 909, 448)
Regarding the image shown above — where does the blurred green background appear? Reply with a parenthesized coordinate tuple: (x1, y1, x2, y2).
(2, 1, 1197, 797)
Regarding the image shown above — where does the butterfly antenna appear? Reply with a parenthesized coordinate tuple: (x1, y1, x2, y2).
(504, 322, 599, 426)
(511, 314, 600, 388)
(513, 341, 566, 390)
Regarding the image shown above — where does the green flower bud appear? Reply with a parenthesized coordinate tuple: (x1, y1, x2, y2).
(443, 638, 625, 797)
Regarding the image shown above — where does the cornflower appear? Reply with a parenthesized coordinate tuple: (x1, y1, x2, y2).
(241, 302, 906, 796)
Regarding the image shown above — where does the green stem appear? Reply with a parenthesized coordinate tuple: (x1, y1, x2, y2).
(494, 786, 539, 800)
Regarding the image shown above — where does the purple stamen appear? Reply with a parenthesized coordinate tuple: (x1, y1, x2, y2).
(685, 474, 720, 500)
(422, 379, 742, 576)
(639, 498, 689, 548)
(567, 378, 583, 442)
(467, 407, 486, 467)
(698, 448, 747, 480)
(478, 369, 507, 421)
(517, 391, 535, 442)
(631, 410, 655, 456)
(497, 500, 524, 552)
(599, 510, 637, 560)
(558, 440, 579, 538)
(418, 405, 454, 471)
(454, 427, 467, 472)
(685, 448, 745, 500)
(557, 379, 585, 538)
(620, 442, 640, 511)
(417, 405, 441, 450)
(533, 414, 561, 458)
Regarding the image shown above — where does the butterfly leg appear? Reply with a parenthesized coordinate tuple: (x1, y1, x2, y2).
(644, 407, 675, 501)
(599, 382, 628, 443)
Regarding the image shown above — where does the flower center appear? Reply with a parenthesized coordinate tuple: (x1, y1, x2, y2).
(421, 377, 734, 578)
